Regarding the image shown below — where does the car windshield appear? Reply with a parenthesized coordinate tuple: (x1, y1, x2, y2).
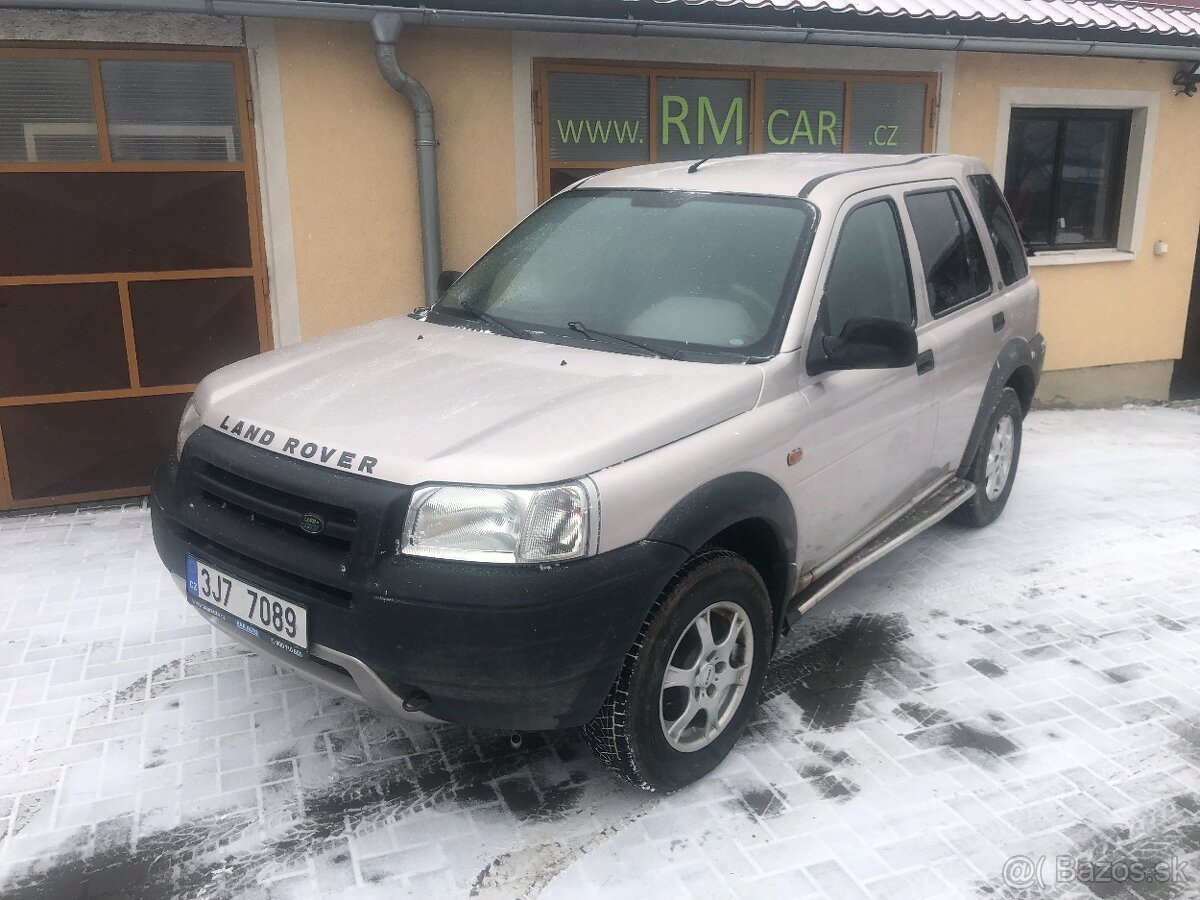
(433, 188, 817, 361)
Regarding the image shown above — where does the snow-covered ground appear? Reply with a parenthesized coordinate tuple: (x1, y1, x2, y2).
(1, 407, 1198, 900)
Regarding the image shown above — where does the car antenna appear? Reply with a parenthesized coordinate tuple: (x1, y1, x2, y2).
(687, 154, 716, 174)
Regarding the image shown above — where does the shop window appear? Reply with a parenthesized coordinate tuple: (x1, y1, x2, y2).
(656, 77, 751, 162)
(1003, 108, 1130, 250)
(537, 63, 935, 200)
(762, 79, 844, 152)
(845, 82, 928, 155)
(548, 71, 649, 164)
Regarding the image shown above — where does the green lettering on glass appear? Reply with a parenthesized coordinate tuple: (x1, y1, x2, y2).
(585, 120, 613, 144)
(698, 96, 744, 146)
(556, 119, 586, 144)
(790, 111, 814, 146)
(765, 108, 840, 147)
(871, 124, 900, 147)
(555, 119, 643, 145)
(818, 111, 837, 146)
(615, 120, 640, 144)
(767, 109, 790, 146)
(661, 95, 690, 145)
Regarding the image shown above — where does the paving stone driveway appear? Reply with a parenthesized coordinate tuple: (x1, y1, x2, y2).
(1, 407, 1198, 900)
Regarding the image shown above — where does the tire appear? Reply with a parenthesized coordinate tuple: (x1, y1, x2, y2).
(952, 386, 1023, 528)
(584, 549, 772, 792)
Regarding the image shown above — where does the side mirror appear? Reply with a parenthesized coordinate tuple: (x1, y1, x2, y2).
(438, 270, 463, 295)
(809, 316, 918, 375)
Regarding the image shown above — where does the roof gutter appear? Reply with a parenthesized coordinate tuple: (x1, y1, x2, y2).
(4, 0, 1200, 61)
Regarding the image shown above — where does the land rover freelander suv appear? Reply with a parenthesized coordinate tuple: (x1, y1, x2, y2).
(151, 153, 1045, 791)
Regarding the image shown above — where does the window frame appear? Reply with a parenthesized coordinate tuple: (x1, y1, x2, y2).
(1002, 106, 1132, 252)
(812, 193, 918, 348)
(902, 185, 995, 320)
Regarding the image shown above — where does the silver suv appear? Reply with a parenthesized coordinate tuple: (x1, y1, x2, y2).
(151, 153, 1045, 791)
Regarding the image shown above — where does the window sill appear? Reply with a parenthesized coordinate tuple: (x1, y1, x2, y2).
(1028, 248, 1135, 267)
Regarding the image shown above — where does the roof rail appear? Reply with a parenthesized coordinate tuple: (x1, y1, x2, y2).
(797, 155, 937, 199)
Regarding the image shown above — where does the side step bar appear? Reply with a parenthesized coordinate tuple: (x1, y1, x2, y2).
(785, 477, 976, 626)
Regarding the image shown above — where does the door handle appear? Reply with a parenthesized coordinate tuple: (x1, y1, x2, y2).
(992, 311, 1006, 332)
(916, 350, 935, 375)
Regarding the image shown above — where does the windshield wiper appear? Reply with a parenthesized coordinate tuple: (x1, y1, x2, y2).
(454, 305, 528, 339)
(566, 321, 674, 360)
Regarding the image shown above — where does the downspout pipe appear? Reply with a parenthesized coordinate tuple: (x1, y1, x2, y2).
(370, 12, 442, 310)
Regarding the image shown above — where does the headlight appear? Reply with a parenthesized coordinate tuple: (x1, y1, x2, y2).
(401, 480, 598, 564)
(176, 398, 202, 458)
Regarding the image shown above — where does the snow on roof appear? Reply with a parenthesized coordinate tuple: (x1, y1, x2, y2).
(638, 0, 1200, 37)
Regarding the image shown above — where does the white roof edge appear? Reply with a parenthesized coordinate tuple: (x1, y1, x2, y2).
(644, 0, 1200, 38)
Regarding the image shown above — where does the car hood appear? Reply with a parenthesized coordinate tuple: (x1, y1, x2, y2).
(194, 315, 764, 486)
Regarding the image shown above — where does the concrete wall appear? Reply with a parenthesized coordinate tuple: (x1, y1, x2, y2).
(272, 21, 516, 338)
(1035, 360, 1175, 408)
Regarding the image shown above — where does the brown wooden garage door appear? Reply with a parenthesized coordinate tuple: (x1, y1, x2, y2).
(0, 47, 270, 511)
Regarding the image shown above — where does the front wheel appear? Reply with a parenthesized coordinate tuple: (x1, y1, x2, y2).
(584, 550, 772, 792)
(952, 386, 1023, 528)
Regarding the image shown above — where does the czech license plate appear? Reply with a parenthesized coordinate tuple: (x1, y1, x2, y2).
(186, 556, 308, 658)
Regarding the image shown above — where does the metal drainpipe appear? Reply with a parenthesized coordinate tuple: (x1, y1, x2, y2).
(370, 12, 442, 310)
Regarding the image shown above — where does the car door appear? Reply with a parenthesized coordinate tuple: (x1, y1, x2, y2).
(793, 190, 939, 570)
(901, 183, 1003, 470)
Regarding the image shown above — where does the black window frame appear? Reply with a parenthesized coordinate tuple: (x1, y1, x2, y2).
(1003, 107, 1132, 252)
(814, 194, 917, 343)
(903, 185, 994, 319)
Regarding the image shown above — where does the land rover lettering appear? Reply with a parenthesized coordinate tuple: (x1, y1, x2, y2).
(213, 415, 378, 474)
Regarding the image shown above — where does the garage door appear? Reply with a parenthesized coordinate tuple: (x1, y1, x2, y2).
(0, 47, 270, 511)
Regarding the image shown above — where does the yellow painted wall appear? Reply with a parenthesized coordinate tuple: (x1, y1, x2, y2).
(272, 21, 516, 338)
(950, 53, 1200, 372)
(271, 27, 1198, 373)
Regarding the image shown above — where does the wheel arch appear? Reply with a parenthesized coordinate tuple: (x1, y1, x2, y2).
(958, 338, 1037, 478)
(647, 472, 797, 640)
(1006, 364, 1036, 416)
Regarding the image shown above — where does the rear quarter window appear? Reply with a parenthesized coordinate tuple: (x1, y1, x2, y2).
(968, 173, 1029, 286)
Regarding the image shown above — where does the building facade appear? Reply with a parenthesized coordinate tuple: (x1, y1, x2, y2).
(2, 0, 1200, 509)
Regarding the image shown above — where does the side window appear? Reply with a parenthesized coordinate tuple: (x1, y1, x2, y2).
(968, 174, 1028, 285)
(905, 188, 992, 316)
(821, 199, 914, 336)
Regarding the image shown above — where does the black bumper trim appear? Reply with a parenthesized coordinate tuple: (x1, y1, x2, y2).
(152, 433, 687, 730)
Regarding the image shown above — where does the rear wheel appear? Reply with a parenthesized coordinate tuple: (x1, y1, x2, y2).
(952, 387, 1023, 528)
(584, 550, 771, 792)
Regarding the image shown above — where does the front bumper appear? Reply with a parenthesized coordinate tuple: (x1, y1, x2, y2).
(151, 429, 686, 731)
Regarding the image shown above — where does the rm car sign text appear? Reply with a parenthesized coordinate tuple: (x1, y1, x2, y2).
(218, 415, 379, 475)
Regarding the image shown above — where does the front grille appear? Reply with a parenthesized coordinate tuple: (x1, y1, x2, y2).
(194, 462, 358, 551)
(176, 428, 413, 617)
(191, 530, 355, 609)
